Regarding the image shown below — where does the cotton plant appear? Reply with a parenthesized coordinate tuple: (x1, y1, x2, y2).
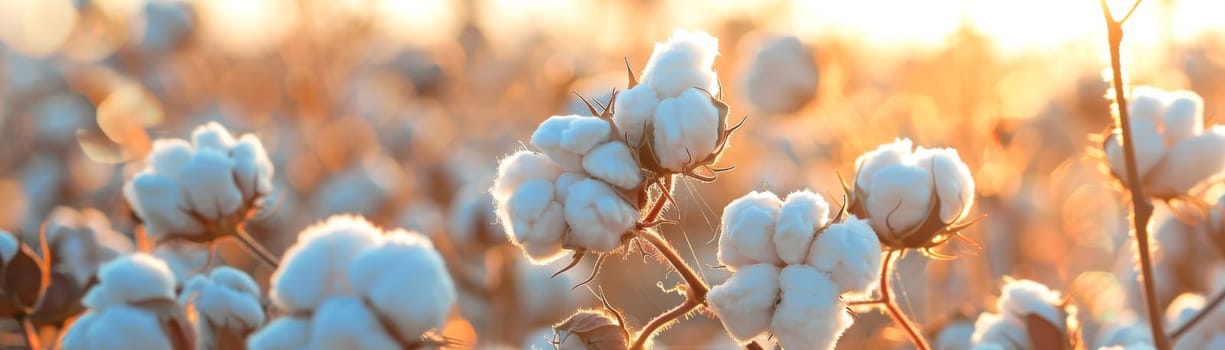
(1101, 87, 1225, 200)
(1165, 292, 1225, 350)
(246, 215, 457, 349)
(969, 279, 1078, 350)
(60, 253, 195, 350)
(31, 207, 134, 326)
(123, 122, 278, 266)
(739, 34, 819, 115)
(179, 266, 266, 350)
(706, 189, 879, 349)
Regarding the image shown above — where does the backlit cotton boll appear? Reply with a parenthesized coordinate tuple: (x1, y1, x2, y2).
(970, 279, 1074, 350)
(740, 34, 819, 115)
(639, 29, 720, 99)
(652, 88, 722, 172)
(805, 216, 882, 295)
(64, 254, 193, 350)
(1103, 87, 1225, 198)
(774, 190, 830, 265)
(41, 207, 134, 287)
(531, 115, 612, 171)
(563, 179, 638, 252)
(718, 191, 783, 269)
(270, 215, 384, 313)
(850, 138, 976, 249)
(707, 264, 781, 343)
(82, 254, 176, 308)
(180, 267, 265, 349)
(124, 122, 274, 238)
(771, 266, 853, 350)
(347, 231, 457, 342)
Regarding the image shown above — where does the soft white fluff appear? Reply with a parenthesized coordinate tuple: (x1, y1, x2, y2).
(773, 190, 830, 265)
(1104, 118, 1165, 184)
(771, 265, 852, 350)
(854, 138, 914, 192)
(915, 147, 976, 222)
(639, 29, 720, 99)
(178, 149, 243, 219)
(652, 87, 721, 171)
(347, 231, 456, 341)
(504, 179, 568, 261)
(308, 296, 401, 350)
(60, 305, 174, 350)
(936, 319, 977, 350)
(741, 34, 818, 115)
(271, 215, 384, 313)
(231, 134, 275, 196)
(246, 316, 312, 350)
(1145, 126, 1225, 196)
(490, 150, 563, 202)
(191, 122, 238, 151)
(563, 179, 637, 252)
(970, 313, 1028, 350)
(707, 264, 781, 343)
(864, 163, 933, 232)
(83, 253, 176, 308)
(124, 173, 200, 236)
(612, 85, 660, 146)
(805, 216, 882, 294)
(0, 232, 17, 263)
(1103, 87, 1224, 197)
(43, 208, 135, 286)
(1095, 312, 1153, 350)
(1161, 91, 1204, 144)
(531, 115, 613, 171)
(447, 185, 503, 245)
(583, 141, 643, 189)
(997, 279, 1066, 330)
(718, 191, 784, 268)
(181, 266, 266, 348)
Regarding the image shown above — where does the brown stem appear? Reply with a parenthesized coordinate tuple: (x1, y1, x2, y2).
(1099, 1, 1169, 349)
(1168, 286, 1225, 339)
(18, 315, 39, 350)
(879, 250, 930, 350)
(233, 226, 280, 268)
(628, 229, 709, 350)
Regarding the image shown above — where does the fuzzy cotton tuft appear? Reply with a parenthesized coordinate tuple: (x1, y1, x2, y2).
(774, 190, 830, 265)
(707, 264, 781, 343)
(181, 266, 266, 349)
(718, 191, 783, 269)
(853, 138, 975, 236)
(1103, 87, 1225, 197)
(563, 179, 638, 252)
(771, 265, 853, 350)
(740, 34, 819, 115)
(970, 279, 1072, 350)
(270, 215, 384, 313)
(639, 29, 720, 99)
(61, 305, 176, 350)
(531, 115, 612, 171)
(652, 87, 721, 171)
(246, 317, 311, 350)
(347, 231, 457, 341)
(83, 253, 176, 308)
(805, 215, 882, 295)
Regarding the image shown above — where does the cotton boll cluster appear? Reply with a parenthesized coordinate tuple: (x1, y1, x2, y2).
(739, 34, 818, 115)
(1103, 87, 1225, 198)
(708, 190, 881, 348)
(970, 279, 1076, 350)
(180, 266, 265, 349)
(124, 122, 274, 240)
(849, 138, 976, 250)
(29, 207, 134, 325)
(61, 254, 195, 350)
(248, 215, 457, 349)
(1165, 293, 1225, 350)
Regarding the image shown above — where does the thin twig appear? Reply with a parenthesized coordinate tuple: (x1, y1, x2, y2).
(18, 314, 40, 350)
(1169, 286, 1225, 339)
(879, 250, 930, 350)
(629, 230, 710, 350)
(232, 226, 280, 268)
(1099, 1, 1169, 349)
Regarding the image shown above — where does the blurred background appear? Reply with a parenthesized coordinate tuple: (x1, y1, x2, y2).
(2, 0, 1225, 348)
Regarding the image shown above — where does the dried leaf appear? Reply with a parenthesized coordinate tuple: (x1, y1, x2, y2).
(133, 298, 198, 350)
(31, 272, 85, 326)
(1025, 313, 1069, 350)
(5, 245, 49, 313)
(555, 309, 629, 350)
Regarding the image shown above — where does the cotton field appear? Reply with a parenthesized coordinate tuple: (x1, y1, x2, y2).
(3, 0, 1225, 349)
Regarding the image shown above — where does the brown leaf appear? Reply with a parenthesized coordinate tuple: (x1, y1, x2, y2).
(1025, 313, 1069, 350)
(555, 310, 629, 350)
(134, 298, 198, 350)
(213, 327, 248, 350)
(5, 245, 49, 314)
(31, 272, 86, 326)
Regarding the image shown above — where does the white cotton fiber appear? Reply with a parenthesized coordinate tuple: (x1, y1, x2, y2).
(806, 216, 882, 295)
(308, 296, 401, 350)
(652, 88, 720, 171)
(563, 179, 637, 252)
(639, 29, 720, 99)
(853, 138, 914, 192)
(60, 306, 174, 350)
(718, 191, 783, 269)
(773, 190, 830, 265)
(865, 164, 933, 233)
(178, 149, 243, 219)
(771, 265, 852, 350)
(83, 253, 176, 309)
(270, 215, 384, 313)
(246, 316, 312, 350)
(612, 85, 660, 146)
(503, 179, 567, 262)
(582, 141, 642, 190)
(491, 150, 562, 202)
(347, 231, 456, 341)
(707, 264, 781, 343)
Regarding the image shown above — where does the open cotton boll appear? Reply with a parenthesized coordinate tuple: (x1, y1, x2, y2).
(60, 306, 174, 350)
(740, 34, 818, 115)
(347, 231, 456, 341)
(178, 149, 244, 219)
(1095, 312, 1153, 349)
(639, 29, 720, 99)
(231, 134, 275, 197)
(491, 150, 563, 202)
(181, 266, 265, 340)
(652, 88, 720, 171)
(246, 316, 312, 350)
(997, 279, 1067, 331)
(503, 180, 568, 262)
(1161, 91, 1204, 145)
(1104, 118, 1165, 183)
(612, 85, 660, 146)
(936, 319, 976, 350)
(805, 216, 882, 294)
(771, 265, 852, 350)
(271, 215, 384, 313)
(148, 139, 194, 177)
(0, 232, 17, 263)
(530, 115, 613, 171)
(707, 264, 781, 343)
(83, 253, 176, 309)
(582, 141, 642, 189)
(773, 190, 829, 265)
(308, 296, 401, 350)
(563, 179, 637, 252)
(718, 191, 783, 269)
(865, 164, 933, 233)
(1145, 127, 1225, 196)
(124, 173, 200, 235)
(44, 208, 135, 286)
(970, 313, 1029, 350)
(854, 138, 914, 192)
(191, 122, 238, 151)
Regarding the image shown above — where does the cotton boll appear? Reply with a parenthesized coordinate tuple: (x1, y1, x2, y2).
(60, 306, 174, 350)
(1095, 312, 1153, 349)
(771, 265, 852, 350)
(865, 164, 933, 233)
(718, 191, 783, 268)
(854, 138, 914, 192)
(308, 297, 401, 350)
(1162, 91, 1204, 145)
(582, 141, 642, 189)
(1146, 126, 1225, 196)
(1104, 118, 1165, 183)
(191, 122, 238, 151)
(0, 232, 17, 263)
(231, 134, 275, 197)
(531, 115, 613, 171)
(563, 179, 637, 252)
(640, 29, 720, 99)
(612, 85, 660, 146)
(83, 253, 176, 309)
(178, 149, 244, 219)
(773, 190, 829, 265)
(554, 172, 587, 204)
(936, 319, 976, 350)
(1128, 87, 1168, 123)
(503, 180, 568, 262)
(148, 139, 194, 178)
(271, 215, 384, 313)
(707, 264, 781, 343)
(914, 147, 976, 223)
(652, 88, 720, 171)
(181, 267, 266, 346)
(246, 316, 312, 350)
(805, 216, 882, 294)
(491, 151, 563, 202)
(124, 173, 200, 236)
(740, 34, 818, 115)
(347, 231, 456, 340)
(42, 208, 134, 286)
(970, 313, 1028, 350)
(997, 279, 1067, 331)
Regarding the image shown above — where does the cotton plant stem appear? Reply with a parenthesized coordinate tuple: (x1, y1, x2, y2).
(232, 226, 281, 268)
(1098, 1, 1169, 349)
(17, 315, 39, 350)
(1168, 286, 1225, 339)
(877, 250, 930, 350)
(629, 230, 709, 350)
